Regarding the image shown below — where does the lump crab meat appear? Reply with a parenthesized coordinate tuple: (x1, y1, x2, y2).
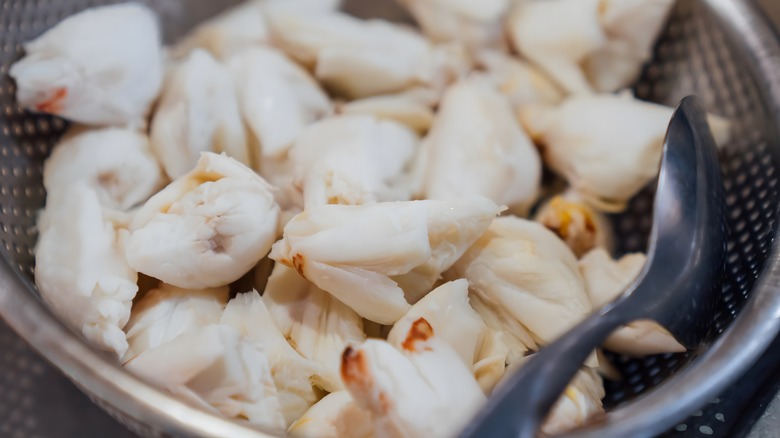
(10, 3, 164, 127)
(419, 76, 542, 215)
(269, 197, 502, 323)
(35, 183, 138, 357)
(126, 152, 280, 289)
(150, 49, 249, 179)
(43, 126, 165, 211)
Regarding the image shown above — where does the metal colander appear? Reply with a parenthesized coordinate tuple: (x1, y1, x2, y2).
(0, 0, 779, 437)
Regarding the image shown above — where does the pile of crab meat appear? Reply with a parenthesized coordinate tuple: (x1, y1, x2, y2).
(20, 0, 731, 436)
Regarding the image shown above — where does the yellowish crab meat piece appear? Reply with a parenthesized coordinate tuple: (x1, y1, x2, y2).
(534, 190, 614, 257)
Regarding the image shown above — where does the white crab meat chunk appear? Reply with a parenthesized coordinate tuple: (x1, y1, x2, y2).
(475, 50, 564, 111)
(263, 264, 365, 392)
(579, 248, 685, 356)
(227, 47, 331, 168)
(123, 283, 230, 362)
(265, 7, 469, 98)
(507, 0, 606, 94)
(584, 0, 676, 92)
(172, 0, 345, 60)
(125, 324, 286, 429)
(449, 217, 593, 357)
(150, 49, 249, 179)
(542, 368, 606, 435)
(269, 197, 502, 323)
(419, 76, 542, 215)
(171, 1, 269, 60)
(221, 290, 324, 425)
(43, 127, 165, 211)
(521, 94, 681, 212)
(288, 391, 373, 438)
(342, 318, 486, 438)
(506, 0, 674, 94)
(10, 3, 163, 127)
(35, 183, 138, 357)
(286, 115, 419, 208)
(126, 152, 280, 289)
(534, 189, 614, 257)
(466, 292, 535, 365)
(397, 0, 511, 49)
(336, 91, 436, 135)
(388, 279, 509, 394)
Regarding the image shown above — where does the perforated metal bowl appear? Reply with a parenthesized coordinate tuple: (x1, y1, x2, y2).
(0, 0, 779, 437)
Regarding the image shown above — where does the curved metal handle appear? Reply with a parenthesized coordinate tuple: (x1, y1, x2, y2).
(459, 310, 625, 438)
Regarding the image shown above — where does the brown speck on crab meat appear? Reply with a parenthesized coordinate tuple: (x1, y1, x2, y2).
(341, 346, 371, 388)
(401, 317, 434, 353)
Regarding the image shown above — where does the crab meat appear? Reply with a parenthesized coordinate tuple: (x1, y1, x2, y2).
(506, 0, 674, 94)
(263, 264, 365, 392)
(387, 279, 509, 394)
(475, 50, 564, 110)
(336, 92, 436, 135)
(35, 183, 137, 357)
(125, 324, 286, 429)
(227, 47, 331, 168)
(341, 319, 486, 438)
(285, 115, 419, 208)
(396, 0, 511, 49)
(584, 0, 676, 92)
(288, 391, 373, 438)
(419, 76, 542, 215)
(473, 327, 511, 394)
(43, 126, 165, 211)
(449, 217, 593, 353)
(507, 0, 606, 94)
(467, 292, 535, 364)
(150, 49, 249, 179)
(10, 3, 163, 127)
(522, 94, 702, 212)
(534, 189, 614, 257)
(542, 368, 606, 435)
(579, 248, 685, 356)
(123, 283, 229, 362)
(269, 197, 502, 323)
(220, 290, 323, 425)
(265, 8, 469, 98)
(171, 1, 269, 60)
(126, 152, 280, 289)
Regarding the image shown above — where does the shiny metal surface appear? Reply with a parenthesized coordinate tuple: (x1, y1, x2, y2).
(462, 96, 729, 438)
(0, 0, 778, 437)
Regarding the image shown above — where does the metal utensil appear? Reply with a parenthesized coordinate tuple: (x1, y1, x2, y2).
(460, 95, 728, 438)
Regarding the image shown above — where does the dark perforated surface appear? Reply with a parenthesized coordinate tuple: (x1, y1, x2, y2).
(598, 4, 780, 430)
(0, 0, 778, 437)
